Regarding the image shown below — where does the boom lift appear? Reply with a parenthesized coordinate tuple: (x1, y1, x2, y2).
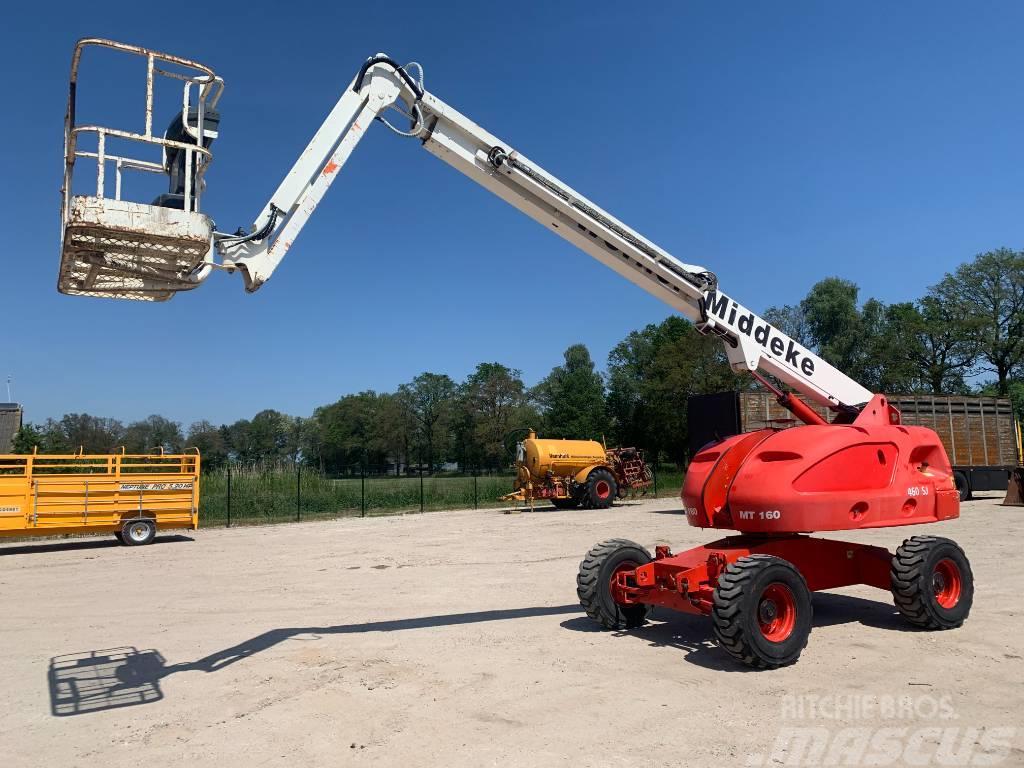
(59, 39, 973, 668)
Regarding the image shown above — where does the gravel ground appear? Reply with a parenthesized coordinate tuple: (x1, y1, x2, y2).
(1, 493, 1021, 767)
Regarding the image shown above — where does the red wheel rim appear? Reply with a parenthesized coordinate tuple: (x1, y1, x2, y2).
(932, 558, 962, 609)
(610, 560, 636, 605)
(595, 480, 611, 499)
(757, 583, 797, 642)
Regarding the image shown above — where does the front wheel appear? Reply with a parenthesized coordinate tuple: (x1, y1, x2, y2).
(712, 555, 813, 669)
(577, 539, 651, 629)
(121, 519, 156, 546)
(891, 536, 973, 629)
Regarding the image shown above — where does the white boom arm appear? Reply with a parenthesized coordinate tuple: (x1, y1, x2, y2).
(215, 55, 872, 411)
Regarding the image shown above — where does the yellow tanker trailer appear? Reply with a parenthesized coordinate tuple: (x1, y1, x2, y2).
(502, 430, 652, 509)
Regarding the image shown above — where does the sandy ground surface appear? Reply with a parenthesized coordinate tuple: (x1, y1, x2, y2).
(1, 494, 1021, 767)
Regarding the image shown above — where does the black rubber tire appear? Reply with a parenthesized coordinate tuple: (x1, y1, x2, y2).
(953, 471, 971, 502)
(891, 536, 973, 629)
(712, 555, 813, 669)
(585, 469, 618, 510)
(551, 497, 579, 509)
(577, 538, 651, 629)
(121, 519, 156, 546)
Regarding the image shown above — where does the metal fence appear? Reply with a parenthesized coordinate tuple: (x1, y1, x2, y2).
(199, 464, 684, 528)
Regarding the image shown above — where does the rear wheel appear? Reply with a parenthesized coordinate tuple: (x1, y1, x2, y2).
(891, 536, 973, 629)
(953, 471, 971, 502)
(585, 469, 617, 510)
(712, 555, 813, 669)
(577, 539, 651, 629)
(121, 519, 156, 546)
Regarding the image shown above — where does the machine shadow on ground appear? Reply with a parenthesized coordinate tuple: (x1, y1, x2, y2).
(47, 592, 914, 715)
(47, 604, 581, 717)
(497, 499, 653, 515)
(560, 591, 912, 672)
(0, 535, 193, 557)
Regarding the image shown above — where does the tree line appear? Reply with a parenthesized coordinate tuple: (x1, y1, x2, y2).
(14, 248, 1024, 470)
(765, 248, 1024, 397)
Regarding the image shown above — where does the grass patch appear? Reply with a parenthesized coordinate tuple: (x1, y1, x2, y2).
(198, 464, 684, 527)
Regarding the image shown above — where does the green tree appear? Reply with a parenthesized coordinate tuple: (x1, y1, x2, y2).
(879, 297, 979, 394)
(762, 303, 810, 346)
(308, 391, 393, 472)
(454, 362, 539, 469)
(224, 410, 300, 464)
(12, 414, 134, 454)
(1007, 379, 1024, 428)
(607, 317, 743, 463)
(398, 373, 457, 469)
(250, 409, 300, 462)
(375, 393, 416, 473)
(57, 413, 125, 453)
(225, 418, 256, 462)
(186, 420, 229, 469)
(767, 279, 930, 393)
(123, 415, 184, 454)
(11, 424, 46, 454)
(978, 378, 1024, 429)
(533, 344, 608, 441)
(797, 277, 881, 386)
(35, 420, 73, 453)
(933, 248, 1024, 395)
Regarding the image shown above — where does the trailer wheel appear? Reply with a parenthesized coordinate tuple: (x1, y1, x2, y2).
(585, 469, 617, 510)
(891, 536, 973, 629)
(712, 555, 812, 669)
(121, 519, 156, 546)
(551, 497, 579, 509)
(953, 471, 971, 502)
(576, 538, 651, 629)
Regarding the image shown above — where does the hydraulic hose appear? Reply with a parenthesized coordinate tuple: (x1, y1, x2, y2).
(352, 54, 424, 99)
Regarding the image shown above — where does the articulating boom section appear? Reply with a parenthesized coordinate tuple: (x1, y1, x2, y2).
(215, 55, 871, 411)
(59, 43, 872, 412)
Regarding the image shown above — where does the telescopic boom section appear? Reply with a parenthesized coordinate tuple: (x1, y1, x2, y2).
(215, 55, 873, 412)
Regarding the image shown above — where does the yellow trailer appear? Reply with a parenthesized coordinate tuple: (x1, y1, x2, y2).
(0, 451, 200, 545)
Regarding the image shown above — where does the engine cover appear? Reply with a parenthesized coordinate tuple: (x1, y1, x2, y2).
(681, 395, 960, 533)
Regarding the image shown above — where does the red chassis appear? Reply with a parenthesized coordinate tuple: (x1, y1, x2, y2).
(578, 395, 974, 669)
(615, 535, 892, 617)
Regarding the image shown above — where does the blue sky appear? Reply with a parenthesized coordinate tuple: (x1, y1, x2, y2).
(3, 1, 1023, 426)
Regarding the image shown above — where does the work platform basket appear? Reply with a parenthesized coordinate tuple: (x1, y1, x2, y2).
(59, 39, 222, 301)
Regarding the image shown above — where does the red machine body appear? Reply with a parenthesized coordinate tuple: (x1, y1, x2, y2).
(584, 394, 973, 668)
(681, 394, 960, 534)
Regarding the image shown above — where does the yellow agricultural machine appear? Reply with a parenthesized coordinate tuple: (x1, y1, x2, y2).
(502, 431, 652, 510)
(0, 451, 200, 545)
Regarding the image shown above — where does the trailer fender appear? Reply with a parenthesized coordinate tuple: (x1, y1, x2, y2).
(573, 464, 608, 485)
